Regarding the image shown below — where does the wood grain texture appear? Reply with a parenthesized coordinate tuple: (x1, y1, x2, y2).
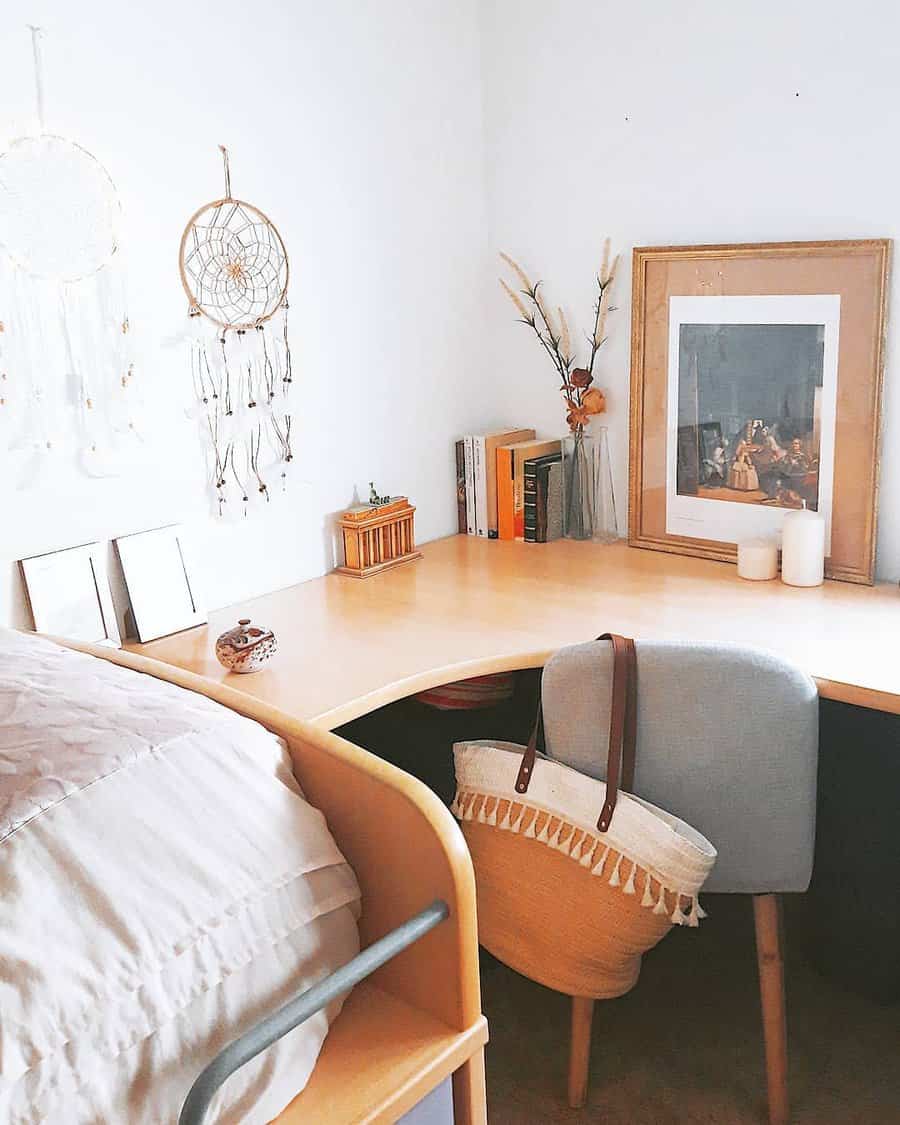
(753, 894, 790, 1125)
(276, 985, 487, 1124)
(127, 535, 900, 720)
(452, 1047, 488, 1125)
(52, 639, 486, 1123)
(567, 997, 595, 1109)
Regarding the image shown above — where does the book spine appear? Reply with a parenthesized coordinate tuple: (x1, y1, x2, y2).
(455, 440, 467, 534)
(485, 438, 499, 539)
(463, 437, 476, 535)
(545, 461, 563, 541)
(496, 448, 515, 540)
(513, 456, 527, 539)
(535, 465, 551, 542)
(523, 460, 539, 543)
(473, 437, 488, 538)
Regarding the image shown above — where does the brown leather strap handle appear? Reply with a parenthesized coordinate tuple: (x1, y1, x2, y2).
(595, 633, 636, 831)
(514, 633, 637, 833)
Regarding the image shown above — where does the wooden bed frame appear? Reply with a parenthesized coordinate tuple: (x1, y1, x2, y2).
(62, 639, 488, 1125)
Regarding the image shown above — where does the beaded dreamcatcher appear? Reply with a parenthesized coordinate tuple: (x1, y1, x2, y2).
(0, 27, 138, 479)
(179, 146, 293, 517)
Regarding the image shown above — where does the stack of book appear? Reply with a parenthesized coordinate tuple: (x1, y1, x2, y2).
(455, 429, 562, 542)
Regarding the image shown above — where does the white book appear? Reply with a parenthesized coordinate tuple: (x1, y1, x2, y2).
(463, 437, 476, 535)
(473, 436, 488, 538)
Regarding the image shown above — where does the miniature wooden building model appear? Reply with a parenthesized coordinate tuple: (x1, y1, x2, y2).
(336, 496, 422, 578)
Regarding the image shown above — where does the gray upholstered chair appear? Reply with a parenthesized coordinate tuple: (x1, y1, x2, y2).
(541, 638, 818, 1125)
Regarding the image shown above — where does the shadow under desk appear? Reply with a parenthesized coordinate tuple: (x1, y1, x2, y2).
(338, 678, 900, 1004)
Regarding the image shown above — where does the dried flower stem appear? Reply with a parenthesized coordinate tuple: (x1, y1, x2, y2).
(558, 307, 571, 364)
(499, 278, 530, 320)
(532, 282, 572, 386)
(499, 252, 534, 293)
(499, 244, 616, 426)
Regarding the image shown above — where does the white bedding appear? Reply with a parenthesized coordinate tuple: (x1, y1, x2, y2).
(0, 629, 361, 1124)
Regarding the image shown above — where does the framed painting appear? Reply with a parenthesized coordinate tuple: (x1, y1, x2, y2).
(628, 240, 890, 583)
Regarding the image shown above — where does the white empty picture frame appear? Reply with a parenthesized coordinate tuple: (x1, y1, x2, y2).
(20, 542, 120, 646)
(115, 526, 205, 642)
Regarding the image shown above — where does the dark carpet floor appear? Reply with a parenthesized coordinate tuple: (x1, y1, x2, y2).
(479, 895, 900, 1124)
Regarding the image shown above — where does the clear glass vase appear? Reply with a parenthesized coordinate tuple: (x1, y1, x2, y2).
(561, 425, 618, 542)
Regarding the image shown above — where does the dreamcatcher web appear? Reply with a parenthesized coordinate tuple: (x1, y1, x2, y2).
(0, 134, 119, 280)
(179, 147, 294, 518)
(0, 26, 139, 479)
(181, 200, 288, 329)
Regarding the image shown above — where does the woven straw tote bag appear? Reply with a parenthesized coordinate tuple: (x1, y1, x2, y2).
(452, 634, 717, 999)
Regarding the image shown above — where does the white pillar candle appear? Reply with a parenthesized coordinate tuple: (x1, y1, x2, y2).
(781, 506, 826, 587)
(737, 538, 778, 581)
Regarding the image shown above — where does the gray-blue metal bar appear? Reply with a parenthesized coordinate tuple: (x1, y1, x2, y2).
(179, 899, 450, 1125)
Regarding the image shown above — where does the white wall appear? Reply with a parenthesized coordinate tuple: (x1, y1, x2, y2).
(5, 0, 899, 633)
(1, 0, 496, 628)
(481, 0, 900, 580)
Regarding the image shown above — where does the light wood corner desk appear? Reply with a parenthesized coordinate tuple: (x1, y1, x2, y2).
(128, 534, 900, 721)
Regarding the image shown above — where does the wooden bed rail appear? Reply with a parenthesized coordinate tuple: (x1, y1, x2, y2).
(55, 639, 483, 1039)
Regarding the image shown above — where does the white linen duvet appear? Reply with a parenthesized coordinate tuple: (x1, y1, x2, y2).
(0, 629, 361, 1124)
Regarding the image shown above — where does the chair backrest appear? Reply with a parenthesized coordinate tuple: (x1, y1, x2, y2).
(540, 640, 818, 894)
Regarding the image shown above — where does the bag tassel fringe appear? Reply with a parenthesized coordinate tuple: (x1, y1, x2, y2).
(592, 845, 610, 877)
(451, 790, 706, 925)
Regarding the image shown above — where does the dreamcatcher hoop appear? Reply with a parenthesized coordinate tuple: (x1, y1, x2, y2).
(178, 147, 289, 330)
(0, 134, 121, 282)
(0, 28, 120, 282)
(0, 25, 138, 478)
(178, 146, 295, 518)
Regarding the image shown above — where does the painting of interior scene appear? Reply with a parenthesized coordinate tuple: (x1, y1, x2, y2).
(676, 322, 825, 511)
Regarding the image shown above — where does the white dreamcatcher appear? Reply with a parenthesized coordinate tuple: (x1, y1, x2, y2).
(0, 26, 139, 480)
(179, 146, 294, 518)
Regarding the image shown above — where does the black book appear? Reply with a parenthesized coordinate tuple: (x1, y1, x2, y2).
(523, 452, 562, 542)
(454, 439, 467, 533)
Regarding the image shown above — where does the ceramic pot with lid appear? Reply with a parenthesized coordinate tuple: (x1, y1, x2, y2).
(215, 619, 277, 674)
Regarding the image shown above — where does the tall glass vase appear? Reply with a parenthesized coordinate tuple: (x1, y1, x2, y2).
(561, 425, 618, 542)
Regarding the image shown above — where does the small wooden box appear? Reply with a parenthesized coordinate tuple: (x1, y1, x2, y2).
(336, 497, 422, 579)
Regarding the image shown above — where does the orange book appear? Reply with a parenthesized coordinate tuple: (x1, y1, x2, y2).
(497, 438, 561, 540)
(481, 428, 534, 537)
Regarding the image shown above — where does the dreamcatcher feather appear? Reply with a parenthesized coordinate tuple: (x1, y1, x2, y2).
(0, 27, 139, 480)
(179, 146, 294, 518)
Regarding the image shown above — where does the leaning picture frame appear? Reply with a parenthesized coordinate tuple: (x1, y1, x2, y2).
(628, 240, 890, 584)
(115, 525, 206, 642)
(20, 542, 120, 646)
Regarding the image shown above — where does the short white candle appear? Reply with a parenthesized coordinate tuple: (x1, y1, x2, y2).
(737, 538, 778, 581)
(781, 505, 826, 587)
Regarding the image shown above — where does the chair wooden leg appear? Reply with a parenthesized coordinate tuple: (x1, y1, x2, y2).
(753, 894, 790, 1125)
(568, 996, 595, 1109)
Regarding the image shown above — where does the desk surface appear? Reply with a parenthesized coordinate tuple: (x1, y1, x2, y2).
(128, 536, 900, 724)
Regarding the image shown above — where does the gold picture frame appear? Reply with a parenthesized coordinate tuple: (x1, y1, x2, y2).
(628, 240, 890, 584)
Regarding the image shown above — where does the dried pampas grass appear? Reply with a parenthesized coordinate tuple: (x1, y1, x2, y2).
(498, 242, 617, 432)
